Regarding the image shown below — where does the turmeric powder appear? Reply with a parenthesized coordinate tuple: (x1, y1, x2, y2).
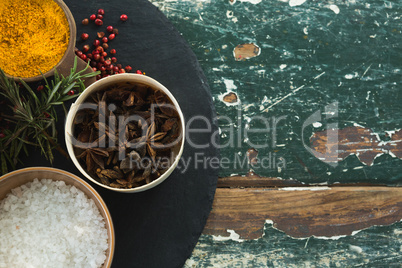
(0, 0, 70, 78)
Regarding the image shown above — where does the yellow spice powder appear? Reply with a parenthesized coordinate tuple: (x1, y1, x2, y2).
(0, 0, 70, 78)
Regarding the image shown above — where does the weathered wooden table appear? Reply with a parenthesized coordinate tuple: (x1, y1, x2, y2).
(150, 0, 402, 266)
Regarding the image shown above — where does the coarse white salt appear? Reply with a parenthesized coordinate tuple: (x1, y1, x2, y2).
(0, 179, 108, 268)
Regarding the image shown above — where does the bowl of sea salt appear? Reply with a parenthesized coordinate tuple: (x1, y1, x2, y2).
(0, 167, 114, 268)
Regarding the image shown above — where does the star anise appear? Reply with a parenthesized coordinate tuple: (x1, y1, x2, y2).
(154, 90, 177, 117)
(123, 91, 146, 107)
(73, 106, 98, 143)
(72, 82, 182, 189)
(105, 116, 141, 162)
(113, 121, 132, 155)
(91, 91, 109, 122)
(94, 120, 117, 147)
(106, 84, 131, 101)
(131, 121, 166, 162)
(74, 128, 109, 172)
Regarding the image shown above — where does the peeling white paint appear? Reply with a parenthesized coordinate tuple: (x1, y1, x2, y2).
(353, 166, 364, 170)
(352, 122, 366, 128)
(223, 79, 237, 91)
(388, 151, 397, 158)
(212, 229, 245, 242)
(289, 0, 306, 7)
(373, 152, 385, 161)
(385, 129, 401, 138)
(279, 187, 331, 191)
(394, 229, 402, 235)
(184, 259, 196, 267)
(349, 245, 363, 254)
(218, 78, 240, 106)
(366, 90, 371, 100)
(311, 182, 329, 186)
(243, 115, 252, 123)
(257, 69, 266, 78)
(312, 230, 362, 241)
(243, 103, 255, 111)
(264, 219, 364, 240)
(237, 0, 262, 4)
(280, 64, 287, 69)
(312, 122, 322, 128)
(226, 10, 238, 23)
(329, 4, 340, 14)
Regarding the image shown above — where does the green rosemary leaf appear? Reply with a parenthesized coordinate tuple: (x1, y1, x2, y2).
(49, 102, 64, 105)
(51, 120, 57, 138)
(17, 138, 37, 147)
(50, 106, 58, 122)
(59, 95, 80, 102)
(13, 130, 27, 165)
(43, 76, 51, 91)
(76, 62, 91, 76)
(46, 81, 62, 105)
(62, 82, 77, 95)
(71, 56, 78, 74)
(53, 69, 60, 83)
(80, 71, 101, 78)
(78, 79, 86, 92)
(0, 59, 99, 175)
(20, 80, 40, 107)
(47, 141, 54, 163)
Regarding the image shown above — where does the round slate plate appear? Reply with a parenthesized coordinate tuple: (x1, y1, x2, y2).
(17, 0, 219, 267)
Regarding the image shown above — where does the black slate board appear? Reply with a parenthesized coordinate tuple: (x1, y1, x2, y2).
(16, 0, 219, 267)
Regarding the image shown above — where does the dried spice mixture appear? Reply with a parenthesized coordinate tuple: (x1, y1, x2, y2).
(73, 83, 182, 189)
(0, 0, 70, 78)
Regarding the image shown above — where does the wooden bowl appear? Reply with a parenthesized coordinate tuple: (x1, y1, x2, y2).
(0, 167, 115, 267)
(4, 0, 81, 82)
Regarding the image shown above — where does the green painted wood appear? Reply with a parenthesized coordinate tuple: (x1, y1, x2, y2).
(150, 0, 402, 267)
(185, 221, 402, 267)
(151, 0, 401, 185)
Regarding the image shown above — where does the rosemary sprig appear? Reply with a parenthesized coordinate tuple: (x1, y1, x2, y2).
(0, 57, 99, 175)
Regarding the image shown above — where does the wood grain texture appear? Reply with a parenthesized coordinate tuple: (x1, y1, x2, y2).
(222, 92, 238, 103)
(217, 174, 304, 188)
(310, 126, 402, 166)
(233, 43, 260, 61)
(204, 186, 402, 239)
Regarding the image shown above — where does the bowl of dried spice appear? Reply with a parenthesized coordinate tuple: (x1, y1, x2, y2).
(65, 74, 185, 193)
(0, 0, 80, 82)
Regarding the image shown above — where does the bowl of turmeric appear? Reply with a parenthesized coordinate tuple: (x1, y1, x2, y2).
(0, 0, 78, 82)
